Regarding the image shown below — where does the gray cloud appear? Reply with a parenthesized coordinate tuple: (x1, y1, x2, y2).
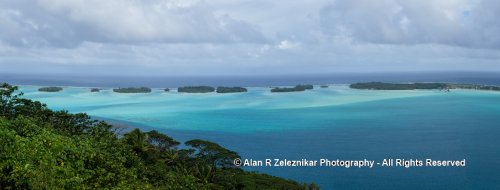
(320, 0, 500, 49)
(0, 0, 266, 47)
(1, 0, 500, 76)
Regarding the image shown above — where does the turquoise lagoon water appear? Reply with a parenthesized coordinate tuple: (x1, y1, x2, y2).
(19, 85, 500, 190)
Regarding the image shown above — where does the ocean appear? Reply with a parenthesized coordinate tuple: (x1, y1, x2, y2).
(3, 72, 500, 189)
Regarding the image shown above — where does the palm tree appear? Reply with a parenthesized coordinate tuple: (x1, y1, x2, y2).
(123, 128, 149, 154)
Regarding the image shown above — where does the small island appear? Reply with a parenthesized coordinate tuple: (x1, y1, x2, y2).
(178, 86, 215, 93)
(113, 87, 152, 93)
(271, 84, 314, 92)
(164, 88, 170, 92)
(447, 83, 500, 91)
(38, 87, 63, 92)
(349, 82, 447, 90)
(320, 85, 328, 88)
(90, 88, 101, 92)
(350, 82, 500, 91)
(216, 86, 248, 93)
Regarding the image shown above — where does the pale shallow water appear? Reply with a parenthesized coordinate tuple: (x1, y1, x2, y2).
(19, 85, 500, 190)
(21, 85, 443, 132)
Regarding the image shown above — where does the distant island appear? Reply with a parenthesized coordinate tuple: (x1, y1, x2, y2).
(38, 87, 63, 92)
(271, 84, 314, 93)
(216, 86, 248, 93)
(350, 82, 500, 91)
(113, 87, 152, 93)
(178, 86, 215, 93)
(350, 82, 447, 90)
(90, 88, 101, 92)
(447, 83, 500, 91)
(320, 85, 328, 88)
(164, 88, 170, 92)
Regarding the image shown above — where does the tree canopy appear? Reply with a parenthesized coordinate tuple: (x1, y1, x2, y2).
(38, 87, 63, 92)
(216, 87, 247, 93)
(113, 87, 152, 93)
(350, 82, 500, 91)
(271, 85, 314, 93)
(178, 86, 215, 93)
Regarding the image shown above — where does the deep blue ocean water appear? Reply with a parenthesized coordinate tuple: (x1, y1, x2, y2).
(3, 72, 500, 189)
(153, 93, 500, 190)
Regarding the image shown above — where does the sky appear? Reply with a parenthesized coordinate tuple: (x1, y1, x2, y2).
(1, 0, 500, 76)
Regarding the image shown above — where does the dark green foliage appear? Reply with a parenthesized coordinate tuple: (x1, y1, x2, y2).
(90, 88, 100, 92)
(216, 87, 248, 93)
(185, 139, 240, 168)
(350, 82, 500, 91)
(350, 82, 447, 90)
(240, 172, 320, 190)
(0, 83, 316, 189)
(271, 84, 314, 93)
(38, 87, 63, 92)
(147, 130, 180, 151)
(297, 85, 314, 90)
(113, 87, 151, 93)
(178, 86, 215, 93)
(447, 83, 500, 91)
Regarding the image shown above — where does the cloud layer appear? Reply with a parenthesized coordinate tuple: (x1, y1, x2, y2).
(320, 0, 500, 49)
(1, 0, 500, 76)
(0, 0, 265, 47)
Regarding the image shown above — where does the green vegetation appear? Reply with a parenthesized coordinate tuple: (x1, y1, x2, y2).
(113, 87, 151, 93)
(271, 84, 314, 93)
(350, 82, 447, 90)
(350, 82, 500, 91)
(38, 87, 63, 92)
(216, 87, 248, 93)
(178, 86, 215, 93)
(297, 85, 314, 90)
(164, 88, 170, 92)
(447, 83, 500, 91)
(90, 88, 100, 92)
(0, 83, 318, 189)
